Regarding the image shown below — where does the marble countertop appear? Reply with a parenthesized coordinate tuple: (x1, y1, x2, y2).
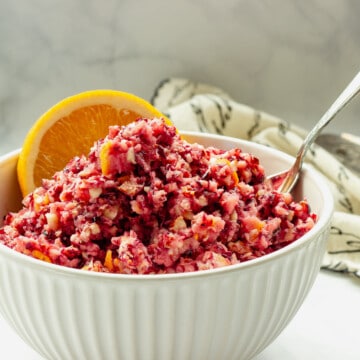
(1, 0, 360, 156)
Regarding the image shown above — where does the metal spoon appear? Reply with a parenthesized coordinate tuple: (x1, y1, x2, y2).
(268, 71, 360, 193)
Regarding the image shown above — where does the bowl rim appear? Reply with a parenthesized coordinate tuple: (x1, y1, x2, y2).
(0, 132, 334, 281)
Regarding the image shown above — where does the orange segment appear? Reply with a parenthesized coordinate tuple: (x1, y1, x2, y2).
(17, 89, 171, 196)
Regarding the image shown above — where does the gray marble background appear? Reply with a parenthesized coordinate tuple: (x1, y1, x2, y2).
(1, 0, 360, 155)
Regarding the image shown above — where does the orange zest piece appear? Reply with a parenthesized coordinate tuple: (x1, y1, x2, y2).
(215, 158, 239, 186)
(31, 250, 51, 263)
(104, 249, 114, 271)
(99, 140, 114, 176)
(17, 89, 172, 197)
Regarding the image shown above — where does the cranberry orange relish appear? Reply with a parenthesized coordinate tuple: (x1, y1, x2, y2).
(0, 119, 316, 274)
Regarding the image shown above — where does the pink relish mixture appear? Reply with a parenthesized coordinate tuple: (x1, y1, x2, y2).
(0, 118, 316, 274)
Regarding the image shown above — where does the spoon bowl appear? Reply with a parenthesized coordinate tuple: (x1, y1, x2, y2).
(268, 71, 360, 193)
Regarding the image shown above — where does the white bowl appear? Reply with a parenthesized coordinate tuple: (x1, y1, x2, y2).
(0, 132, 333, 360)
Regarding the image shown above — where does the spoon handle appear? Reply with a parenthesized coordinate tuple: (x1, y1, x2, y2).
(279, 71, 360, 193)
(303, 71, 360, 153)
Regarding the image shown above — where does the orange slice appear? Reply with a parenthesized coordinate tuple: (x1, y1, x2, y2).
(17, 89, 171, 196)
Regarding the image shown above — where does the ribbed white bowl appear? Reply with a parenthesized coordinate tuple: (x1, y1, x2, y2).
(0, 133, 333, 360)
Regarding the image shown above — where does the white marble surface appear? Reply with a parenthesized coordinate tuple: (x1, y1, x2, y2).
(1, 1, 360, 359)
(1, 0, 360, 156)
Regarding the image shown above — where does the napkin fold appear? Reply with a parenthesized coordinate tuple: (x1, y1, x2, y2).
(151, 78, 360, 278)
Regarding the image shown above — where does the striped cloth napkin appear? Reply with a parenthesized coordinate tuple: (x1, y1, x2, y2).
(151, 78, 360, 278)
